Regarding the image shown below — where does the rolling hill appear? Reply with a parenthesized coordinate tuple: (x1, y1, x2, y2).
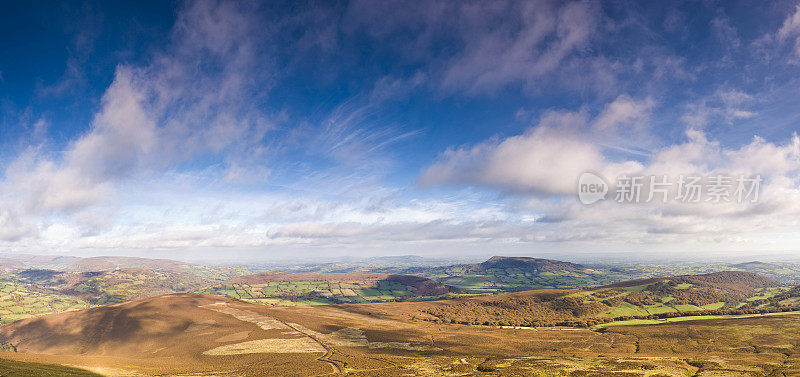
(0, 277, 88, 324)
(0, 254, 253, 281)
(419, 256, 620, 293)
(0, 259, 25, 270)
(467, 256, 590, 274)
(200, 272, 458, 305)
(1, 290, 799, 376)
(410, 271, 800, 327)
(16, 268, 213, 304)
(0, 261, 251, 323)
(0, 294, 332, 376)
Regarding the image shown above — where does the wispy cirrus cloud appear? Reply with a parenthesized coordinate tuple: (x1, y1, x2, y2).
(4, 0, 800, 259)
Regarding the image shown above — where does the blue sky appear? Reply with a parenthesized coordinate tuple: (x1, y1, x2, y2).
(2, 0, 800, 261)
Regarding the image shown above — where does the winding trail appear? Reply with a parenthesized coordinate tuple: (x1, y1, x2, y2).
(201, 302, 344, 375)
(280, 320, 345, 375)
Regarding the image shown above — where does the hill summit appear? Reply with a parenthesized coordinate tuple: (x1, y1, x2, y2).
(468, 256, 589, 274)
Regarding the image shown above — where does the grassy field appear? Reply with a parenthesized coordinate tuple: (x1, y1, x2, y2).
(415, 271, 800, 327)
(0, 280, 88, 324)
(418, 260, 800, 294)
(419, 265, 620, 293)
(0, 265, 239, 323)
(596, 309, 800, 328)
(201, 278, 444, 305)
(3, 293, 800, 376)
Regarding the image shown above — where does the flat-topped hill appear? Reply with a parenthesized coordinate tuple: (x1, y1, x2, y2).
(467, 256, 590, 274)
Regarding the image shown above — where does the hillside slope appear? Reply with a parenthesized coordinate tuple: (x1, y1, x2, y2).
(1, 291, 800, 376)
(420, 256, 617, 293)
(411, 271, 799, 327)
(202, 272, 456, 304)
(468, 256, 589, 274)
(0, 294, 335, 376)
(16, 268, 213, 305)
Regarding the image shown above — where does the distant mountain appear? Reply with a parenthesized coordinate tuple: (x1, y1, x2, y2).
(225, 271, 388, 284)
(732, 261, 782, 270)
(0, 257, 25, 269)
(0, 254, 81, 270)
(0, 254, 197, 273)
(467, 256, 591, 274)
(364, 255, 454, 267)
(66, 256, 193, 273)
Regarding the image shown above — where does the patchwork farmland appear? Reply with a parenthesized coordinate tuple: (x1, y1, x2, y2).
(200, 272, 457, 305)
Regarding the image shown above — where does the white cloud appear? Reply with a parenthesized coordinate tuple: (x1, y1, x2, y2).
(420, 98, 652, 196)
(681, 89, 757, 128)
(0, 206, 36, 242)
(5, 2, 800, 258)
(777, 5, 800, 57)
(441, 1, 598, 94)
(370, 72, 427, 102)
(421, 91, 800, 247)
(591, 95, 655, 133)
(711, 13, 741, 51)
(753, 5, 800, 61)
(0, 0, 275, 241)
(421, 113, 600, 195)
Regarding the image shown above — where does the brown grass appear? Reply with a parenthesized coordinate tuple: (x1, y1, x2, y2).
(0, 293, 798, 376)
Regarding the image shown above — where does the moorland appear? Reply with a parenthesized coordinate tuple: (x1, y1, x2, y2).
(1, 254, 800, 375)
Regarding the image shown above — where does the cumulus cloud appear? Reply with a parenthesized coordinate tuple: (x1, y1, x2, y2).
(0, 206, 36, 242)
(591, 95, 655, 133)
(420, 97, 652, 195)
(0, 0, 274, 239)
(420, 90, 800, 246)
(420, 115, 603, 195)
(4, 1, 800, 257)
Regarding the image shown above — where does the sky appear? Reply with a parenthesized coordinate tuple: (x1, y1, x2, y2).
(2, 0, 800, 262)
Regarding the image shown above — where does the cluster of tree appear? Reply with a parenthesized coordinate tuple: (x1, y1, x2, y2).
(641, 273, 779, 306)
(419, 271, 799, 328)
(621, 292, 657, 306)
(422, 294, 606, 327)
(675, 271, 778, 291)
(424, 301, 800, 328)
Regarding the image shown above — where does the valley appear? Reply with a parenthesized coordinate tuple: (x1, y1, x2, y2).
(2, 254, 800, 375)
(1, 292, 799, 376)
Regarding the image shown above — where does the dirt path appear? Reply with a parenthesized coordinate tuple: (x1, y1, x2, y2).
(201, 302, 344, 375)
(280, 320, 344, 375)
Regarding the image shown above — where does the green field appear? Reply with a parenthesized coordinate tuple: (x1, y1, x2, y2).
(596, 311, 800, 328)
(200, 279, 432, 305)
(418, 265, 620, 293)
(0, 280, 88, 324)
(0, 266, 234, 323)
(587, 282, 792, 320)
